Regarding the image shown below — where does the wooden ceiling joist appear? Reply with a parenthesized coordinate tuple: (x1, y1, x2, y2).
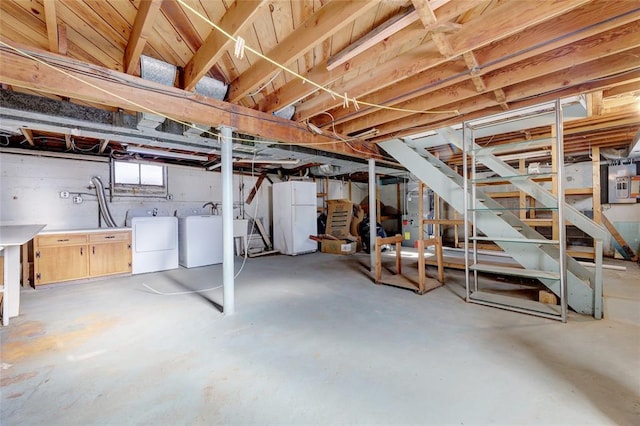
(226, 0, 380, 103)
(335, 18, 640, 136)
(20, 128, 35, 146)
(42, 0, 58, 53)
(124, 0, 163, 75)
(320, 1, 640, 129)
(326, 6, 419, 71)
(0, 41, 380, 160)
(258, 0, 482, 115)
(294, 0, 592, 122)
(182, 0, 266, 91)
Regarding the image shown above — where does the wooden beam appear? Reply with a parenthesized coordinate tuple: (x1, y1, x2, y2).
(42, 0, 58, 53)
(321, 2, 640, 128)
(99, 139, 110, 154)
(493, 88, 509, 110)
(124, 0, 163, 75)
(601, 213, 638, 261)
(462, 51, 486, 92)
(412, 0, 454, 57)
(64, 134, 72, 150)
(587, 91, 604, 116)
(294, 0, 589, 122)
(57, 24, 68, 56)
(258, 0, 481, 114)
(591, 146, 602, 224)
(183, 1, 266, 91)
(0, 40, 381, 160)
(449, 0, 590, 53)
(245, 172, 267, 205)
(20, 128, 34, 146)
(227, 0, 380, 103)
(327, 7, 419, 71)
(369, 52, 640, 141)
(346, 22, 640, 137)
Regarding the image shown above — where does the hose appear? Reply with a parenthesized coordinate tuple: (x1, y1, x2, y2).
(91, 176, 117, 227)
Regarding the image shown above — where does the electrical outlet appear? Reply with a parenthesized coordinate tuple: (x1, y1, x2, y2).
(60, 191, 70, 198)
(73, 196, 83, 204)
(166, 194, 174, 201)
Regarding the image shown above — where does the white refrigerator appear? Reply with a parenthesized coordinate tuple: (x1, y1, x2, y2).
(273, 181, 317, 255)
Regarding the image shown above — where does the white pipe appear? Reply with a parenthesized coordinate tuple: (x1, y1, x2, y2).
(219, 125, 235, 315)
(368, 158, 376, 273)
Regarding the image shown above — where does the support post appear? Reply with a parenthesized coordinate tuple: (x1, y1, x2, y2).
(219, 125, 235, 315)
(368, 159, 376, 273)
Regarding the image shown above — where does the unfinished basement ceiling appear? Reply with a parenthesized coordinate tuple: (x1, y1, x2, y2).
(0, 0, 638, 173)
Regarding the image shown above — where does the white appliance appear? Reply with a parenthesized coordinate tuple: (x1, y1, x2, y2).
(176, 207, 223, 268)
(273, 181, 317, 255)
(126, 208, 179, 275)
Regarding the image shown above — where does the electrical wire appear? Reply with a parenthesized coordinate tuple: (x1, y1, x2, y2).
(175, 0, 458, 116)
(0, 43, 383, 152)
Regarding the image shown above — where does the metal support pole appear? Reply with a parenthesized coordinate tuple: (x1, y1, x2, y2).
(219, 125, 235, 315)
(555, 98, 568, 323)
(594, 239, 603, 319)
(368, 158, 376, 273)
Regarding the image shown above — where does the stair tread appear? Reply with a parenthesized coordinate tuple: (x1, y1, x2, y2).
(472, 137, 553, 155)
(471, 172, 555, 184)
(470, 291, 562, 316)
(470, 236, 559, 244)
(470, 263, 560, 280)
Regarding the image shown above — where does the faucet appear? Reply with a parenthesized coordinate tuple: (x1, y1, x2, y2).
(202, 202, 217, 214)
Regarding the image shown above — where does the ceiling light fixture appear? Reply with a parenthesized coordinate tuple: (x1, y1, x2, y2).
(126, 146, 209, 162)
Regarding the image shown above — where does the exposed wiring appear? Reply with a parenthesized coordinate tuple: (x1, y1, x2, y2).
(246, 71, 282, 97)
(142, 283, 222, 296)
(175, 0, 458, 116)
(0, 43, 377, 150)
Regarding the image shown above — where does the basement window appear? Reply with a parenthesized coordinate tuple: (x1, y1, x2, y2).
(112, 161, 167, 197)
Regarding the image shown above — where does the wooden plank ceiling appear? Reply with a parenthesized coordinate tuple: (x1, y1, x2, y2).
(0, 0, 638, 168)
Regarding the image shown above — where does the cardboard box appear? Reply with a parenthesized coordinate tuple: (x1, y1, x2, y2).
(326, 199, 353, 239)
(321, 239, 357, 255)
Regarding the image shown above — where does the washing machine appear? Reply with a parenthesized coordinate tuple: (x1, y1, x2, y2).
(176, 207, 223, 268)
(126, 208, 179, 275)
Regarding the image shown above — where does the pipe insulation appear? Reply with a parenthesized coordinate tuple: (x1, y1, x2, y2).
(91, 176, 117, 227)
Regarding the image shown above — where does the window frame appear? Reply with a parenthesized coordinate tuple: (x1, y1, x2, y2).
(111, 160, 168, 197)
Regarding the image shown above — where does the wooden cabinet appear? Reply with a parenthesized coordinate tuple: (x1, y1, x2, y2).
(34, 230, 131, 285)
(89, 232, 132, 277)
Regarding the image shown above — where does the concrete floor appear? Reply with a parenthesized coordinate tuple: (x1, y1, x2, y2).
(1, 252, 639, 425)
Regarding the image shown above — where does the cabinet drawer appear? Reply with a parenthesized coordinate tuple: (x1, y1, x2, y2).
(36, 234, 88, 246)
(90, 231, 131, 243)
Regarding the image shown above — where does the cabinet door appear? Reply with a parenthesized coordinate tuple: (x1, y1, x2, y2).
(90, 241, 131, 277)
(35, 245, 89, 285)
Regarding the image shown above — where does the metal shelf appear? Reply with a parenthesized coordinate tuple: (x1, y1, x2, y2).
(471, 172, 555, 184)
(469, 263, 560, 280)
(469, 291, 562, 318)
(469, 236, 559, 244)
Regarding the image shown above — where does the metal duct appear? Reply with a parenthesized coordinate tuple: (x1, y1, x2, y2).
(183, 76, 229, 137)
(91, 176, 118, 227)
(273, 105, 296, 120)
(137, 56, 177, 131)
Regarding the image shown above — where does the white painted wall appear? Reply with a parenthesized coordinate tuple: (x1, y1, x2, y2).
(0, 153, 271, 233)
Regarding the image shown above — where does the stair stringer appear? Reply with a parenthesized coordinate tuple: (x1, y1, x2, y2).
(380, 138, 594, 315)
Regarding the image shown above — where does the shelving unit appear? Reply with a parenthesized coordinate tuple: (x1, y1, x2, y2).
(463, 99, 569, 322)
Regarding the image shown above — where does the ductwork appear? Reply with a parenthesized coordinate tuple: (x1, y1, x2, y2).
(273, 105, 296, 120)
(91, 176, 117, 227)
(184, 76, 229, 137)
(137, 56, 177, 131)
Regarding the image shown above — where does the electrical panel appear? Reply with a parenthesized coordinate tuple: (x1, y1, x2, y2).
(607, 163, 638, 204)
